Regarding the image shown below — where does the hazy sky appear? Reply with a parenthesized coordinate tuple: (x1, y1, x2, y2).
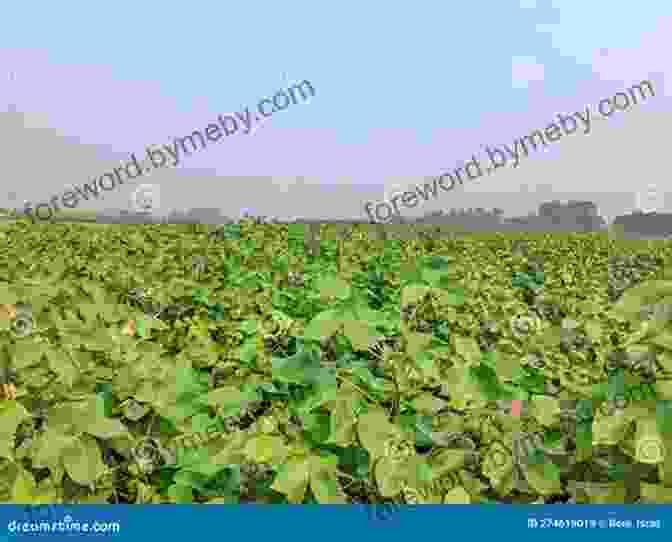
(1, 1, 671, 222)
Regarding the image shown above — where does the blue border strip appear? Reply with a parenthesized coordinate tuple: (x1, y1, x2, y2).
(0, 505, 668, 542)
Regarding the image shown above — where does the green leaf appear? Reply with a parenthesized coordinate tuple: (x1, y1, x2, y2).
(641, 481, 672, 503)
(404, 455, 434, 489)
(411, 393, 448, 415)
(0, 400, 31, 435)
(164, 394, 207, 422)
(237, 337, 258, 364)
(336, 446, 369, 479)
(622, 281, 672, 303)
(350, 304, 387, 326)
(303, 309, 343, 342)
(83, 416, 129, 440)
(272, 348, 325, 386)
(651, 333, 672, 351)
(10, 341, 47, 369)
(443, 486, 471, 504)
(584, 319, 603, 343)
(429, 448, 468, 476)
(490, 351, 521, 381)
(442, 366, 486, 410)
(657, 353, 672, 374)
(327, 391, 360, 446)
(607, 370, 627, 401)
(244, 435, 289, 464)
(172, 470, 210, 493)
(0, 283, 18, 305)
(424, 255, 452, 271)
(404, 332, 432, 358)
(342, 318, 381, 351)
(301, 411, 332, 444)
(33, 428, 77, 469)
(316, 275, 351, 300)
(414, 352, 441, 381)
(375, 456, 406, 497)
(61, 435, 107, 487)
(239, 319, 259, 335)
(77, 302, 101, 323)
(575, 422, 593, 462)
(175, 447, 210, 469)
(349, 366, 389, 393)
(0, 401, 31, 457)
(530, 396, 560, 427)
(192, 287, 210, 305)
(513, 367, 546, 395)
(309, 454, 347, 503)
(414, 414, 434, 447)
(607, 462, 628, 482)
(82, 327, 117, 351)
(657, 401, 672, 436)
(270, 456, 311, 503)
(135, 318, 147, 338)
(422, 256, 453, 287)
(453, 335, 481, 364)
(527, 447, 545, 466)
(438, 288, 466, 307)
(190, 412, 216, 434)
(575, 481, 627, 504)
(167, 483, 194, 503)
(174, 359, 206, 398)
(635, 416, 665, 464)
(11, 467, 37, 504)
(357, 409, 402, 462)
(576, 399, 594, 424)
(401, 284, 430, 306)
(207, 386, 249, 415)
(524, 460, 562, 495)
(469, 363, 505, 401)
(543, 430, 562, 448)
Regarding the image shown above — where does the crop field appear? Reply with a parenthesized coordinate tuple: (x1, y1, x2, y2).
(1, 218, 672, 505)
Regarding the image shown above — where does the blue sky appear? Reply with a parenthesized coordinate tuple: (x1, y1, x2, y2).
(2, 0, 671, 221)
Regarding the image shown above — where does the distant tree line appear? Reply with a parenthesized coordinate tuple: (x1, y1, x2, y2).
(8, 200, 672, 237)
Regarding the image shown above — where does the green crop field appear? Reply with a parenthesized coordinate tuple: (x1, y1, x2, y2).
(1, 218, 671, 505)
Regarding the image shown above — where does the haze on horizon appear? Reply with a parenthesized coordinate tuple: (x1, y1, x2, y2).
(1, 2, 670, 224)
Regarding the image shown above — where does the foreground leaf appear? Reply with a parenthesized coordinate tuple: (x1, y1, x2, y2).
(357, 410, 402, 462)
(309, 454, 347, 503)
(443, 486, 471, 504)
(61, 435, 107, 487)
(270, 456, 310, 503)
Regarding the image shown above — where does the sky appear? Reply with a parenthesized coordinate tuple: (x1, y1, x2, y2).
(1, 0, 671, 223)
